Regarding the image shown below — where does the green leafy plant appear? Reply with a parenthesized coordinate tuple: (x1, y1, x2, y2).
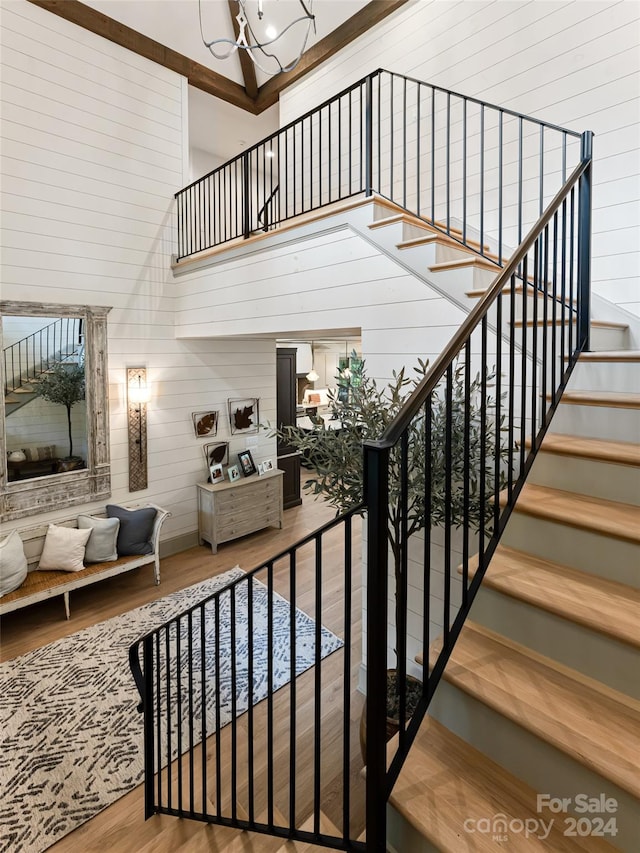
(275, 353, 510, 716)
(35, 363, 85, 459)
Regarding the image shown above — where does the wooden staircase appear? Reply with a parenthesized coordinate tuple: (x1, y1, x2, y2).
(387, 352, 640, 851)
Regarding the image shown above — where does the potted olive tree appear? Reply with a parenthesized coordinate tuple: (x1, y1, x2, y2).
(35, 363, 86, 469)
(275, 353, 509, 749)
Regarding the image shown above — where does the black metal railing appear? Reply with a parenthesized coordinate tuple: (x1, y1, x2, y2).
(361, 132, 593, 849)
(175, 69, 582, 262)
(3, 317, 83, 396)
(130, 510, 366, 851)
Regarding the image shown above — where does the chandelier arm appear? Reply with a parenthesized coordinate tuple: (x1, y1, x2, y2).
(199, 0, 315, 77)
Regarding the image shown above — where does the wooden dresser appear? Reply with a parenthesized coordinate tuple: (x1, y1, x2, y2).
(197, 468, 284, 553)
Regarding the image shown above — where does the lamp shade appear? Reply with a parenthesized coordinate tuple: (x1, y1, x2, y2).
(306, 369, 319, 382)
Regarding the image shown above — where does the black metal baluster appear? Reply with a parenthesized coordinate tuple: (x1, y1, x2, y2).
(247, 577, 255, 823)
(462, 97, 467, 243)
(462, 343, 471, 604)
(531, 241, 539, 447)
(389, 75, 394, 203)
(416, 83, 421, 216)
(422, 393, 432, 664)
(520, 256, 529, 477)
(569, 187, 575, 357)
(289, 552, 297, 831)
(348, 91, 352, 195)
(230, 587, 237, 821)
(494, 293, 503, 535)
(518, 117, 523, 245)
(479, 318, 488, 562)
(498, 110, 503, 264)
(398, 431, 409, 744)
(542, 232, 549, 419)
(155, 632, 162, 809)
(313, 534, 322, 834)
(143, 636, 155, 819)
(539, 125, 545, 217)
(267, 561, 274, 827)
(214, 598, 222, 817)
(551, 216, 558, 401)
(446, 91, 451, 232)
(403, 76, 407, 208)
(508, 273, 516, 501)
(480, 105, 485, 253)
(431, 87, 435, 223)
(443, 367, 453, 641)
(188, 610, 195, 815)
(176, 616, 183, 814)
(165, 627, 172, 811)
(342, 516, 352, 842)
(200, 603, 207, 818)
(309, 115, 313, 210)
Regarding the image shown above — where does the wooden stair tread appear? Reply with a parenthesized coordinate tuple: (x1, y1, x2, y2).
(502, 482, 640, 544)
(526, 433, 640, 467)
(428, 256, 500, 273)
(390, 715, 617, 852)
(430, 623, 640, 798)
(466, 285, 576, 305)
(514, 319, 626, 329)
(554, 390, 640, 409)
(467, 545, 640, 648)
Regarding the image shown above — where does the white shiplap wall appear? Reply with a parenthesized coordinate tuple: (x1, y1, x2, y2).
(280, 0, 640, 317)
(0, 1, 277, 546)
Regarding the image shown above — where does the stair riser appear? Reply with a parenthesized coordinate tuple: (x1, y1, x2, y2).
(501, 514, 640, 588)
(567, 360, 640, 394)
(387, 811, 438, 853)
(527, 453, 640, 505)
(469, 585, 639, 698)
(429, 683, 640, 852)
(548, 402, 640, 443)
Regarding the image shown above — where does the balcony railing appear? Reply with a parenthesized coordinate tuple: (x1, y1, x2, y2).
(175, 69, 582, 263)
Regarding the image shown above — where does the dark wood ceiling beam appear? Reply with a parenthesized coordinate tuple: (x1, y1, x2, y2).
(227, 0, 259, 100)
(26, 0, 260, 114)
(254, 0, 411, 112)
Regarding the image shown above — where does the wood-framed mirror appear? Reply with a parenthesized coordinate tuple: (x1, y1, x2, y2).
(1, 300, 111, 521)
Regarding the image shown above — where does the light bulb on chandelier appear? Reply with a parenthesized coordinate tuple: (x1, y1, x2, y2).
(199, 0, 316, 77)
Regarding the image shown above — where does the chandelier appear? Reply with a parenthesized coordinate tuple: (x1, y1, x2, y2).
(199, 0, 316, 77)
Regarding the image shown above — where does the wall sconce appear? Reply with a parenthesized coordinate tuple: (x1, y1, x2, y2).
(127, 367, 149, 491)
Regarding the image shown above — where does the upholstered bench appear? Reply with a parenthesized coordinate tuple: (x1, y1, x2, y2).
(0, 502, 170, 619)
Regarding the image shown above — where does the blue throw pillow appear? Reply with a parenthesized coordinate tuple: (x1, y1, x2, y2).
(106, 505, 157, 556)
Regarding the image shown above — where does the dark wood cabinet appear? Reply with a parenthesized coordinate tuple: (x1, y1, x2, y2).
(276, 348, 302, 509)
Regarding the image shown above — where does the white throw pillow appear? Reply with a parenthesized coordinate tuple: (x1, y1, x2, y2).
(38, 524, 91, 573)
(0, 529, 28, 596)
(77, 515, 120, 563)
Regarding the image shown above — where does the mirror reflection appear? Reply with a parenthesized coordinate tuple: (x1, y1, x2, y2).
(4, 315, 87, 482)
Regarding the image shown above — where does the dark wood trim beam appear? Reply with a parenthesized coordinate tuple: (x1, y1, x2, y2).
(254, 0, 411, 112)
(26, 0, 260, 113)
(227, 0, 259, 100)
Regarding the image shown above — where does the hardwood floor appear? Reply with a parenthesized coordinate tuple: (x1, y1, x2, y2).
(2, 486, 366, 851)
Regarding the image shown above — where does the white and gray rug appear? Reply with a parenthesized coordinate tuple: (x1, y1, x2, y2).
(0, 567, 343, 853)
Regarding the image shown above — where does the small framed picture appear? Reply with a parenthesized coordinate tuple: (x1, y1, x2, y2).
(209, 463, 224, 484)
(259, 458, 274, 475)
(227, 464, 240, 482)
(237, 449, 257, 477)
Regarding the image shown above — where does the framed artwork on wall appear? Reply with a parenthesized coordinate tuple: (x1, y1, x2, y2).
(192, 410, 218, 437)
(203, 441, 229, 468)
(228, 398, 259, 434)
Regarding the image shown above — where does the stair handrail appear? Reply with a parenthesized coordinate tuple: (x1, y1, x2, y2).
(361, 132, 593, 848)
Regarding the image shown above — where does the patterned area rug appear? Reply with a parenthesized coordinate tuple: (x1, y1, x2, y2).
(0, 568, 343, 853)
